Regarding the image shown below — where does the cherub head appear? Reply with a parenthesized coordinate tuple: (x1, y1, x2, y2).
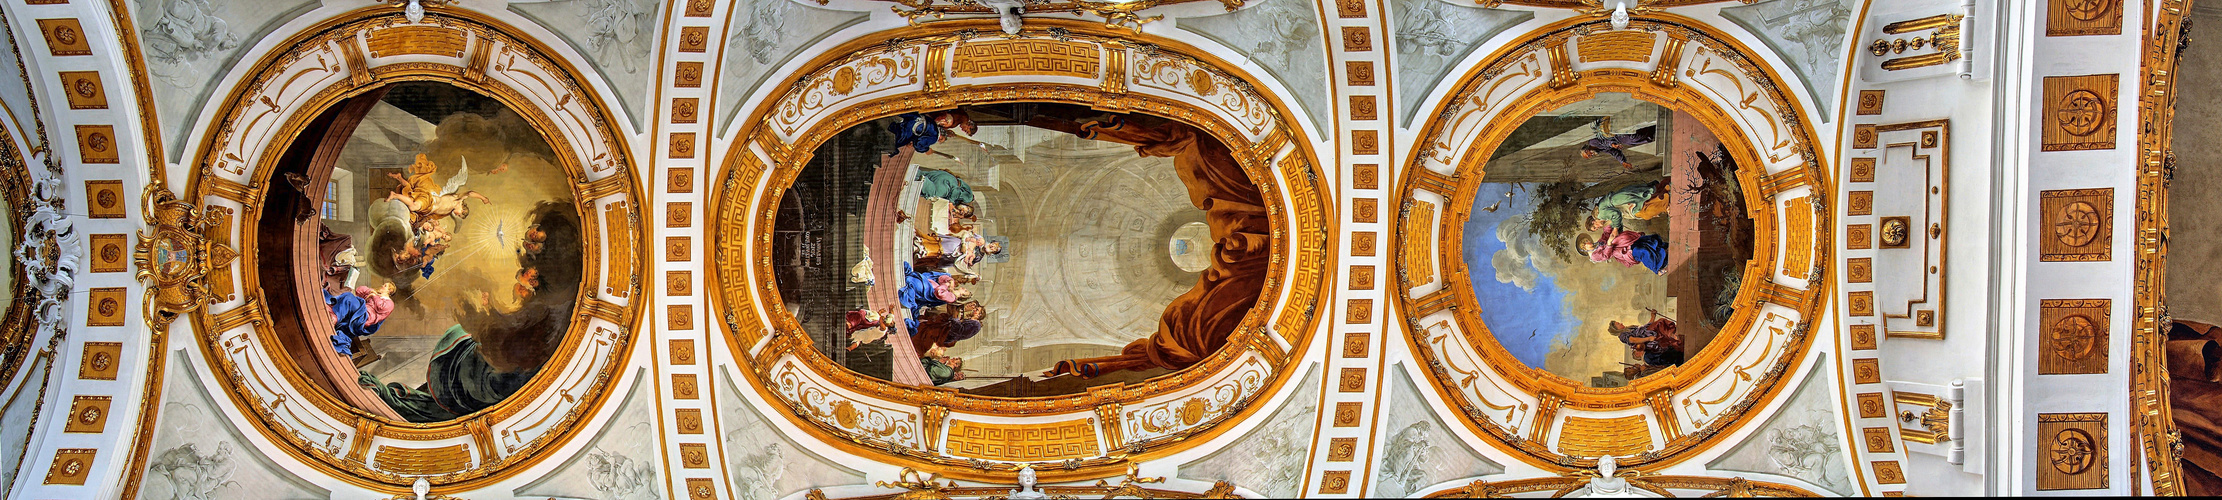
(982, 242, 1004, 256)
(523, 225, 548, 254)
(952, 202, 976, 219)
(932, 110, 979, 135)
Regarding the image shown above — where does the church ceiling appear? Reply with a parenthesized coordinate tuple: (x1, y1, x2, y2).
(0, 0, 2184, 498)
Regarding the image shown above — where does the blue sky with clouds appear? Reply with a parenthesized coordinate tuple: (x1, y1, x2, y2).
(1459, 182, 1581, 369)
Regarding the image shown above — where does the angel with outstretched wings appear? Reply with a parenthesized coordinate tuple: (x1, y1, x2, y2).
(383, 153, 492, 231)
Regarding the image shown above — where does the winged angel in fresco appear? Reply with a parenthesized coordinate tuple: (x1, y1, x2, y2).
(379, 154, 493, 278)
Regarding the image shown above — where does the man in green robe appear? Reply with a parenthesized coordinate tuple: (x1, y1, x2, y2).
(1588, 178, 1670, 231)
(358, 325, 538, 422)
(922, 356, 965, 385)
(916, 169, 975, 206)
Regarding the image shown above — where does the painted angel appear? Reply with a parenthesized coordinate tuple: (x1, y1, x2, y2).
(383, 153, 492, 230)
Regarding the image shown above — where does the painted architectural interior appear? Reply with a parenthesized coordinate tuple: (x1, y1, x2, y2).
(0, 0, 2206, 497)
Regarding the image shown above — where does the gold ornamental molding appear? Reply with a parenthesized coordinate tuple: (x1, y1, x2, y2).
(810, 466, 1240, 499)
(132, 7, 646, 495)
(1394, 14, 1830, 472)
(132, 183, 234, 335)
(709, 18, 1331, 483)
(0, 122, 44, 402)
(1421, 474, 1820, 498)
(2132, 0, 2190, 494)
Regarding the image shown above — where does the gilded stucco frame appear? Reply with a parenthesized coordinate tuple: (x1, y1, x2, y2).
(2134, 0, 2188, 494)
(1393, 15, 1831, 472)
(708, 19, 1335, 483)
(155, 8, 646, 494)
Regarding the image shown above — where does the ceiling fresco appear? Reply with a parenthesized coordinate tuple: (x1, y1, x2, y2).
(0, 0, 2189, 498)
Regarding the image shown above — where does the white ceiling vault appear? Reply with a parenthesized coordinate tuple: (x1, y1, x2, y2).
(0, 0, 2185, 498)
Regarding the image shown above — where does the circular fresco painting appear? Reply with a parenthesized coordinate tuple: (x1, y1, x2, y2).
(286, 81, 582, 422)
(772, 102, 1270, 398)
(1460, 93, 1756, 388)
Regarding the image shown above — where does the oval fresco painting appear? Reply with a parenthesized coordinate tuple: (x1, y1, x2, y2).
(304, 81, 581, 422)
(1462, 93, 1754, 388)
(774, 103, 1270, 398)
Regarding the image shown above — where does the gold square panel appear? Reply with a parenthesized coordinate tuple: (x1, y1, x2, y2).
(670, 339, 696, 365)
(1352, 231, 1376, 256)
(63, 396, 109, 433)
(88, 234, 126, 272)
(36, 19, 89, 56)
(1857, 90, 1884, 115)
(673, 373, 699, 399)
(1350, 265, 1374, 290)
(667, 202, 693, 227)
(1338, 368, 1366, 392)
(1872, 461, 1906, 484)
(1849, 157, 1876, 182)
(1335, 0, 1364, 17)
(87, 287, 125, 326)
(1353, 198, 1377, 223)
(1340, 27, 1372, 52)
(675, 61, 704, 87)
(667, 236, 692, 261)
(1851, 324, 1878, 350)
(1863, 427, 1895, 453)
(1327, 438, 1356, 461)
(678, 26, 709, 52)
(1345, 299, 1371, 324)
(76, 125, 118, 164)
(1346, 61, 1374, 86)
(1354, 164, 1378, 190)
(79, 342, 120, 380)
(1853, 124, 1877, 149)
(84, 179, 125, 218)
(2037, 413, 2108, 490)
(1879, 216, 1912, 249)
(686, 478, 717, 499)
(669, 304, 694, 331)
(43, 449, 94, 485)
(675, 408, 704, 434)
(669, 167, 695, 193)
(1847, 257, 1872, 283)
(1848, 291, 1874, 317)
(1857, 392, 1887, 418)
(1847, 224, 1872, 250)
(1853, 358, 1881, 384)
(1342, 332, 1369, 358)
(2041, 74, 2117, 151)
(1352, 130, 1379, 155)
(1333, 402, 1362, 427)
(669, 132, 696, 159)
(680, 443, 709, 468)
(1320, 471, 1351, 494)
(667, 271, 692, 296)
(2047, 0, 2122, 36)
(1349, 95, 1377, 121)
(1847, 191, 1873, 216)
(672, 97, 699, 124)
(2039, 298, 2109, 375)
(685, 0, 712, 16)
(58, 71, 104, 109)
(2039, 188, 2111, 262)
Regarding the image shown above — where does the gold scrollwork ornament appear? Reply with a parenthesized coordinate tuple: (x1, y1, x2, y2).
(132, 184, 235, 334)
